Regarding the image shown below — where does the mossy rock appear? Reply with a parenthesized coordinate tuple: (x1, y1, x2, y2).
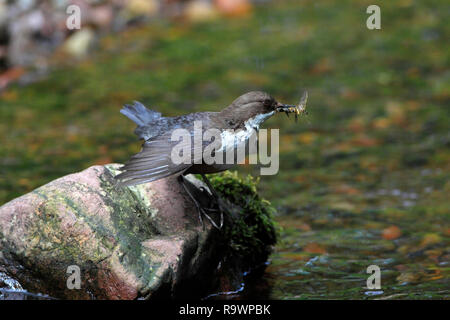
(0, 165, 277, 299)
(210, 171, 278, 267)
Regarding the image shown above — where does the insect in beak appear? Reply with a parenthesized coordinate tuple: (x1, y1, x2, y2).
(276, 91, 309, 123)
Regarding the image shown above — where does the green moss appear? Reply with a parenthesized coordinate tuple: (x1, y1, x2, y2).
(208, 171, 279, 265)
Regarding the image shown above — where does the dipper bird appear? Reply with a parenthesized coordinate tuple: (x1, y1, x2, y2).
(115, 91, 308, 228)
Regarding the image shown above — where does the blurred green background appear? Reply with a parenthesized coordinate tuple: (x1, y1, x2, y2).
(0, 0, 449, 299)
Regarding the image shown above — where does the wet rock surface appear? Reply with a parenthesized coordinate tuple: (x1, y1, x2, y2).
(0, 164, 275, 299)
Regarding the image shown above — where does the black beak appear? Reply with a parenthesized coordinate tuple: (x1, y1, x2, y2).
(275, 103, 297, 113)
(277, 102, 305, 122)
(275, 92, 308, 123)
(276, 102, 299, 121)
(275, 102, 297, 113)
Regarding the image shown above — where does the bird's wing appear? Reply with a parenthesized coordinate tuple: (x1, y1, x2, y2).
(115, 131, 204, 187)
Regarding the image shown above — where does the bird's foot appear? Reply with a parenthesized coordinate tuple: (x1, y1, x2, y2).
(200, 206, 223, 230)
(179, 175, 223, 230)
(199, 174, 234, 229)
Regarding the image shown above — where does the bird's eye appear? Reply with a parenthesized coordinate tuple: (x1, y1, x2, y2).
(263, 99, 272, 107)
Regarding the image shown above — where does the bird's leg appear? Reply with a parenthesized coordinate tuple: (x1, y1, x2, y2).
(179, 175, 204, 229)
(199, 173, 226, 229)
(178, 175, 222, 230)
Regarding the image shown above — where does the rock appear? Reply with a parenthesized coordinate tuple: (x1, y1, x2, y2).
(0, 164, 277, 299)
(0, 270, 23, 291)
(184, 0, 219, 22)
(16, 0, 36, 12)
(25, 9, 45, 32)
(215, 0, 252, 17)
(89, 5, 114, 29)
(0, 3, 7, 28)
(7, 5, 61, 69)
(381, 225, 402, 240)
(125, 0, 159, 16)
(8, 10, 44, 67)
(0, 67, 26, 90)
(63, 28, 96, 57)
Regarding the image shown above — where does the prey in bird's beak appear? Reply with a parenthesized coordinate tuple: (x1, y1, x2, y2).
(276, 91, 309, 122)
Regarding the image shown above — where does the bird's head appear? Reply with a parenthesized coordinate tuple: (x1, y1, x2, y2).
(220, 91, 306, 129)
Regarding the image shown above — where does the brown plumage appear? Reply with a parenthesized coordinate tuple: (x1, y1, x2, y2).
(115, 91, 299, 186)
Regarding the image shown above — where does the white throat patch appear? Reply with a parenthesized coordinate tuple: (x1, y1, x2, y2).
(220, 111, 275, 151)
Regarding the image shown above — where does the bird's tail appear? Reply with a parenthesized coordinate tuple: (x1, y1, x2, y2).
(120, 101, 161, 126)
